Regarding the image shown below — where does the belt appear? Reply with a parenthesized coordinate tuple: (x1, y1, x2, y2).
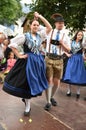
(46, 53, 63, 60)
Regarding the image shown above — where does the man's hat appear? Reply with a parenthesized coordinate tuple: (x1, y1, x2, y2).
(51, 13, 64, 22)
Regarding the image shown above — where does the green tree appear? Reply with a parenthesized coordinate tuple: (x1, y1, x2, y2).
(29, 0, 86, 32)
(0, 0, 22, 25)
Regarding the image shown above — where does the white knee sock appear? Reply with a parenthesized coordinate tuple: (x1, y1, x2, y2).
(67, 84, 71, 94)
(77, 86, 80, 95)
(51, 85, 58, 98)
(25, 99, 30, 112)
(45, 85, 52, 104)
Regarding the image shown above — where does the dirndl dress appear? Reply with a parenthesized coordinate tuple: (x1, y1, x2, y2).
(63, 44, 86, 86)
(3, 33, 48, 98)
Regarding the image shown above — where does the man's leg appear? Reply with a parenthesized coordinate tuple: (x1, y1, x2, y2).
(51, 59, 63, 106)
(51, 78, 60, 106)
(44, 77, 53, 111)
(44, 57, 54, 111)
(51, 78, 60, 97)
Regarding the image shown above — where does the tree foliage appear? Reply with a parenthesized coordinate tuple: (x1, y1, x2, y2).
(0, 0, 22, 25)
(29, 0, 86, 32)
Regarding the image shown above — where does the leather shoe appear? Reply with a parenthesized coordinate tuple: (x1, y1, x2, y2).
(66, 92, 71, 97)
(50, 98, 57, 106)
(24, 109, 31, 116)
(44, 103, 51, 111)
(76, 94, 80, 99)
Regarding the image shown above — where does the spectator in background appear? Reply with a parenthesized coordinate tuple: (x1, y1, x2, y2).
(0, 33, 6, 83)
(4, 36, 13, 60)
(4, 51, 16, 74)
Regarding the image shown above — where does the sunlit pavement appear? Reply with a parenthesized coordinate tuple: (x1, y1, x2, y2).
(0, 83, 86, 130)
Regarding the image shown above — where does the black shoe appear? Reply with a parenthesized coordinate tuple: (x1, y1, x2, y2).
(76, 94, 80, 99)
(50, 98, 57, 106)
(24, 111, 30, 117)
(66, 92, 71, 97)
(84, 97, 86, 100)
(44, 103, 51, 111)
(24, 109, 31, 117)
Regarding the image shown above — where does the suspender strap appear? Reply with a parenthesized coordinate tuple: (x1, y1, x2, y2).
(48, 30, 65, 55)
(48, 30, 54, 53)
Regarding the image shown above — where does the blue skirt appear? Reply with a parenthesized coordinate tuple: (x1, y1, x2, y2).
(3, 53, 48, 98)
(63, 53, 86, 86)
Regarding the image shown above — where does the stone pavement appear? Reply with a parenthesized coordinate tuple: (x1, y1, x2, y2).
(0, 83, 86, 130)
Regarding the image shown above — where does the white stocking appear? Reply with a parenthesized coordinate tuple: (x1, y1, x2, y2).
(25, 99, 30, 112)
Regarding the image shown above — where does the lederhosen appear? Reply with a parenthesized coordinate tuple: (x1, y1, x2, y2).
(45, 30, 65, 79)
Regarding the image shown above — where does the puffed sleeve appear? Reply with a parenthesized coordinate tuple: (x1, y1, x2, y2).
(8, 34, 25, 49)
(38, 27, 47, 42)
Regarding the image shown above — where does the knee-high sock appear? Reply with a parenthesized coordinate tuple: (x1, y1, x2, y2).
(67, 84, 71, 94)
(25, 99, 30, 112)
(45, 85, 52, 104)
(51, 85, 59, 98)
(76, 86, 80, 95)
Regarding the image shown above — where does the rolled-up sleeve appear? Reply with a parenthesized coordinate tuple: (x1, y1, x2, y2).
(39, 27, 47, 42)
(64, 35, 71, 49)
(8, 34, 25, 49)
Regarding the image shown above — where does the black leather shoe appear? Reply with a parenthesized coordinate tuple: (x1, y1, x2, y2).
(44, 103, 51, 111)
(76, 94, 80, 99)
(50, 98, 57, 106)
(84, 97, 86, 100)
(24, 109, 31, 117)
(66, 92, 71, 97)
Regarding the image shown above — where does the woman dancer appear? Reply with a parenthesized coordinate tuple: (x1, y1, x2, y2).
(3, 12, 52, 116)
(63, 31, 86, 99)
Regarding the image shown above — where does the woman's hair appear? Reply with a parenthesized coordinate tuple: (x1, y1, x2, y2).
(73, 30, 83, 43)
(29, 19, 39, 25)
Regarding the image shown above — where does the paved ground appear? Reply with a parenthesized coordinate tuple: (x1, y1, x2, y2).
(0, 83, 86, 130)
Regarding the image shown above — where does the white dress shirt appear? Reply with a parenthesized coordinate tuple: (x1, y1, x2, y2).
(46, 29, 71, 55)
(0, 44, 4, 59)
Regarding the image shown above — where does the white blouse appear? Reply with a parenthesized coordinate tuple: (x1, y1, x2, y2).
(0, 44, 4, 59)
(8, 29, 47, 50)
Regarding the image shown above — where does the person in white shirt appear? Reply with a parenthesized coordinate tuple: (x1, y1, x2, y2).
(44, 13, 71, 111)
(0, 33, 6, 83)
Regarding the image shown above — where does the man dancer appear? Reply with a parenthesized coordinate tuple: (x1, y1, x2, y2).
(44, 13, 71, 111)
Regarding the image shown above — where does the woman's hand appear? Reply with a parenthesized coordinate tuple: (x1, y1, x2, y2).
(64, 52, 72, 57)
(19, 54, 28, 59)
(34, 11, 52, 34)
(34, 12, 40, 20)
